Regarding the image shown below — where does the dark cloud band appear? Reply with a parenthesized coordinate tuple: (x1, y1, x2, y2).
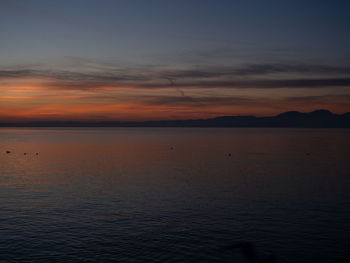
(1, 62, 350, 90)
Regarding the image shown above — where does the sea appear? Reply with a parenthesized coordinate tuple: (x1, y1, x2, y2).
(0, 128, 349, 262)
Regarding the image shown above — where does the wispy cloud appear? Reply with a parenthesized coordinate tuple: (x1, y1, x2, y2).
(1, 62, 350, 91)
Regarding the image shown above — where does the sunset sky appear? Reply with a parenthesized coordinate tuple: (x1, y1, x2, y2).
(1, 0, 350, 122)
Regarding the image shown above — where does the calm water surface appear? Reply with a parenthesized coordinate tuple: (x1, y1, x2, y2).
(0, 128, 349, 262)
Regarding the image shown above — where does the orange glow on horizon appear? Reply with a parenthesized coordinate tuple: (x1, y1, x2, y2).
(1, 77, 350, 122)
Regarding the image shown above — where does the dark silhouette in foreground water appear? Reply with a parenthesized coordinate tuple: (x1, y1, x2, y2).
(222, 242, 276, 263)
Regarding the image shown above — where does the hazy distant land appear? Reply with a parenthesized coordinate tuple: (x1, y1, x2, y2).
(1, 110, 349, 128)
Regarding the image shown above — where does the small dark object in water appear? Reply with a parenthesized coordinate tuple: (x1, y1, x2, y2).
(170, 147, 174, 150)
(24, 153, 27, 155)
(36, 153, 39, 155)
(306, 153, 311, 156)
(6, 150, 11, 154)
(220, 242, 276, 263)
(228, 153, 232, 157)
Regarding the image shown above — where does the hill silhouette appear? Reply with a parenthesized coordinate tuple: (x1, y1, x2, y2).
(1, 110, 349, 128)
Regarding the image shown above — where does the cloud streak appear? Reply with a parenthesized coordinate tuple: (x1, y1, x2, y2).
(1, 62, 350, 91)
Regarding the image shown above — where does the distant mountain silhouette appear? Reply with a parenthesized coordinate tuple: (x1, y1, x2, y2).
(1, 110, 349, 128)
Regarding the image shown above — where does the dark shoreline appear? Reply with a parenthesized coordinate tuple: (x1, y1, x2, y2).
(1, 110, 349, 128)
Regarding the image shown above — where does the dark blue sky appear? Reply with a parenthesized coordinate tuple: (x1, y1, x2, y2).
(1, 0, 350, 121)
(1, 0, 349, 66)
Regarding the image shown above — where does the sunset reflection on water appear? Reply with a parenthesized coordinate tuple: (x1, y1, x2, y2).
(0, 128, 350, 262)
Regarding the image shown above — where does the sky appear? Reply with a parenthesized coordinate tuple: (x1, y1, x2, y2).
(1, 0, 350, 122)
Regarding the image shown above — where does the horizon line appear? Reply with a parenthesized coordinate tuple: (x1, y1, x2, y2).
(1, 109, 349, 128)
